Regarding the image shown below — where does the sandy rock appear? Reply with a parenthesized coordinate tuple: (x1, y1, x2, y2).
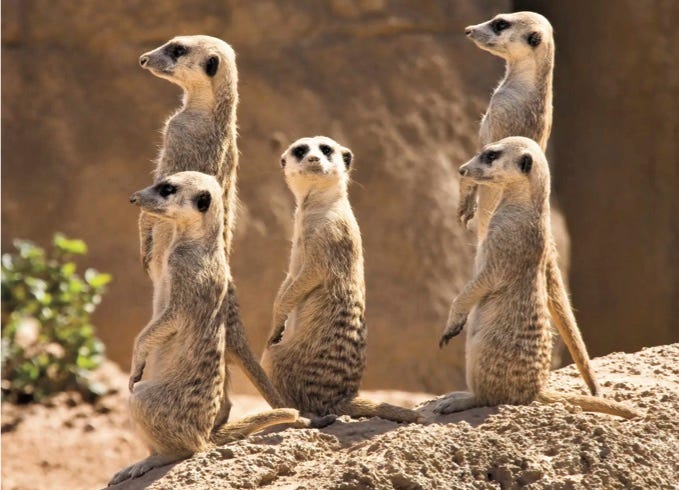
(104, 344, 678, 490)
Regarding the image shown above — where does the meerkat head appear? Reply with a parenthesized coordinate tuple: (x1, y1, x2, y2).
(139, 35, 236, 91)
(130, 171, 223, 233)
(459, 136, 548, 194)
(280, 136, 353, 197)
(464, 11, 553, 61)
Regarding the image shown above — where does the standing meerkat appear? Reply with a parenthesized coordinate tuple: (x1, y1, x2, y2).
(138, 35, 284, 421)
(109, 171, 297, 486)
(438, 138, 640, 419)
(456, 12, 600, 395)
(261, 137, 422, 423)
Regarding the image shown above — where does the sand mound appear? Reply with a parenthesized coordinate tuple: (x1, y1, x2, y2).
(101, 344, 677, 489)
(2, 345, 676, 489)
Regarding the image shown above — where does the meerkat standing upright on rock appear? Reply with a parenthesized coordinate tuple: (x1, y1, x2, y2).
(138, 35, 284, 421)
(455, 12, 600, 396)
(109, 172, 298, 486)
(438, 138, 640, 419)
(261, 137, 421, 423)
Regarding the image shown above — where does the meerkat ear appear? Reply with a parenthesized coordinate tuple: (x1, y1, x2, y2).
(519, 154, 533, 174)
(527, 31, 542, 48)
(342, 150, 353, 169)
(194, 191, 212, 213)
(205, 56, 219, 77)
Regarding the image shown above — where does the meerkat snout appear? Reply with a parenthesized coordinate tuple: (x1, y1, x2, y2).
(130, 193, 139, 204)
(464, 26, 473, 36)
(139, 55, 149, 67)
(307, 155, 320, 163)
(459, 167, 468, 177)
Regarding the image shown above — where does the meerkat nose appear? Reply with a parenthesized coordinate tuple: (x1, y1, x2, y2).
(139, 55, 149, 67)
(129, 194, 139, 204)
(464, 26, 473, 36)
(307, 156, 320, 163)
(459, 167, 468, 176)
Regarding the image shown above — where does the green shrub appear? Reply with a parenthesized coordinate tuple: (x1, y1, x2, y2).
(1, 234, 111, 403)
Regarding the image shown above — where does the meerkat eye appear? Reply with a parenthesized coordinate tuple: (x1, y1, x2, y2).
(171, 44, 187, 58)
(194, 191, 212, 213)
(157, 183, 177, 198)
(482, 150, 501, 165)
(291, 145, 309, 160)
(490, 19, 511, 34)
(527, 31, 543, 47)
(204, 56, 219, 77)
(319, 144, 334, 157)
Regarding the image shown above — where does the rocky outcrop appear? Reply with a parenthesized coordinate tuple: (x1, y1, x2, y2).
(109, 344, 679, 489)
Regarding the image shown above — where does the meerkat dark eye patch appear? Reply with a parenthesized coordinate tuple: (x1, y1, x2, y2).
(527, 31, 542, 47)
(490, 19, 511, 34)
(194, 191, 212, 213)
(342, 150, 353, 169)
(519, 154, 533, 174)
(481, 150, 501, 165)
(166, 43, 188, 61)
(319, 144, 334, 157)
(157, 183, 177, 198)
(205, 56, 219, 77)
(291, 144, 309, 160)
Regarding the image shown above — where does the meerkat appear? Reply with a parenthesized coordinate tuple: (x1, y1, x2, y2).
(438, 138, 640, 419)
(455, 12, 600, 395)
(260, 137, 422, 424)
(109, 171, 298, 486)
(138, 35, 284, 421)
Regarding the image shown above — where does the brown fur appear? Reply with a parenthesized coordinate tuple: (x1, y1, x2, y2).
(456, 12, 600, 394)
(261, 137, 421, 424)
(439, 138, 640, 419)
(138, 36, 285, 419)
(109, 172, 297, 486)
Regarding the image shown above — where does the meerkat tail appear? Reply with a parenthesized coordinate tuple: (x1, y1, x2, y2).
(210, 409, 299, 445)
(538, 391, 642, 420)
(545, 245, 601, 397)
(341, 397, 423, 423)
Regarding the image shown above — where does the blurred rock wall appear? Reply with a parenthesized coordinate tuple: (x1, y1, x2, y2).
(517, 0, 679, 354)
(3, 0, 676, 394)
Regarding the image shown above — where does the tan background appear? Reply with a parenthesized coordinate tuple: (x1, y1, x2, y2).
(2, 0, 677, 394)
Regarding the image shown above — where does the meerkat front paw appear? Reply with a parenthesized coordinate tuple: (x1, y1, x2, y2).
(268, 323, 286, 346)
(129, 361, 145, 392)
(457, 187, 478, 228)
(439, 315, 467, 348)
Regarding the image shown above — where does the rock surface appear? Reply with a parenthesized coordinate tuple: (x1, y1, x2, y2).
(3, 345, 677, 489)
(98, 343, 676, 489)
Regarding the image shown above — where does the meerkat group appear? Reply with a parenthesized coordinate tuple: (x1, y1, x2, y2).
(110, 11, 640, 485)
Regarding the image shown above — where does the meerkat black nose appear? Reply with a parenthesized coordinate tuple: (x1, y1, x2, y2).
(464, 27, 473, 36)
(459, 167, 468, 176)
(139, 55, 149, 67)
(129, 194, 139, 204)
(307, 156, 320, 163)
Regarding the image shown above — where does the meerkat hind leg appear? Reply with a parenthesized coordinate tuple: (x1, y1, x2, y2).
(108, 453, 187, 486)
(434, 391, 479, 415)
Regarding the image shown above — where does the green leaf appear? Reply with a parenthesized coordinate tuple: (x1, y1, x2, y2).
(84, 269, 112, 288)
(53, 234, 87, 255)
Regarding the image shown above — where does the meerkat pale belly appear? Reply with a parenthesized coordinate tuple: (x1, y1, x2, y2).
(137, 35, 284, 417)
(439, 137, 640, 419)
(110, 171, 297, 486)
(262, 136, 420, 423)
